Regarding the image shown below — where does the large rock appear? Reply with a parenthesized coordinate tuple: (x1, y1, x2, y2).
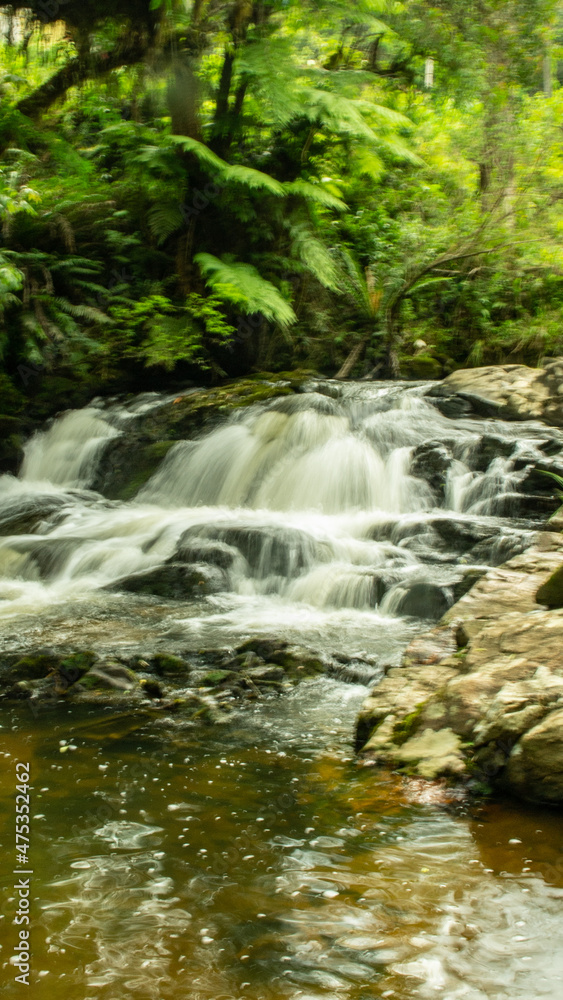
(105, 562, 226, 599)
(426, 359, 563, 427)
(356, 532, 563, 804)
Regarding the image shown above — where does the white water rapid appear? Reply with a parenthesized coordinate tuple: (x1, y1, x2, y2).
(0, 380, 558, 656)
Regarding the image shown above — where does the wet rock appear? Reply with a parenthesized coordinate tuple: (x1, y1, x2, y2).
(356, 533, 563, 804)
(410, 442, 453, 496)
(466, 434, 515, 473)
(505, 710, 563, 803)
(174, 535, 238, 570)
(200, 669, 240, 688)
(393, 582, 452, 620)
(486, 493, 558, 521)
(2, 536, 84, 579)
(0, 493, 70, 536)
(92, 378, 301, 500)
(233, 651, 266, 671)
(452, 568, 487, 602)
(106, 562, 224, 599)
(2, 651, 61, 681)
(515, 458, 563, 494)
(429, 517, 497, 554)
(235, 637, 289, 661)
(0, 414, 24, 475)
(243, 664, 286, 683)
(149, 652, 192, 677)
(268, 645, 326, 676)
(139, 678, 164, 699)
(181, 524, 321, 578)
(467, 533, 532, 566)
(81, 662, 140, 691)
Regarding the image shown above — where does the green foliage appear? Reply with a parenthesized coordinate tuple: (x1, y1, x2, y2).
(195, 254, 297, 327)
(1, 0, 563, 396)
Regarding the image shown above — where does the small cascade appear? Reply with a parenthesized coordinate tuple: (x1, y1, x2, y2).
(0, 379, 559, 653)
(21, 408, 119, 488)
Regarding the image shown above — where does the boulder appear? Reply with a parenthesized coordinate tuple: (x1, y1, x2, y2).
(105, 562, 226, 599)
(356, 533, 563, 804)
(393, 582, 452, 620)
(426, 359, 563, 427)
(91, 378, 300, 499)
(0, 493, 70, 536)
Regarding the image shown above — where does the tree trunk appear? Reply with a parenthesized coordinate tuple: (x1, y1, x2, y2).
(335, 334, 371, 379)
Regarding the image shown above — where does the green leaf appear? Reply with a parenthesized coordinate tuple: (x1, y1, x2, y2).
(283, 179, 347, 211)
(194, 254, 296, 327)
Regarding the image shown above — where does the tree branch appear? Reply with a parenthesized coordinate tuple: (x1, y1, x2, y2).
(16, 37, 150, 119)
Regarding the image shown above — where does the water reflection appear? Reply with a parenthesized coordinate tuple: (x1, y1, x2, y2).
(1, 684, 563, 1000)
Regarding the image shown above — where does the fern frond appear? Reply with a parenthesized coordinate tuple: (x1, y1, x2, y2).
(283, 179, 347, 211)
(169, 135, 226, 173)
(289, 226, 341, 292)
(148, 203, 184, 243)
(195, 254, 296, 327)
(223, 164, 285, 196)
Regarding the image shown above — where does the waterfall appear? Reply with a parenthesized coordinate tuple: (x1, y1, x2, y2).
(21, 409, 118, 489)
(0, 380, 555, 653)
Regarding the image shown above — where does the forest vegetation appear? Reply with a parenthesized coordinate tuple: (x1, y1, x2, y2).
(1, 0, 563, 419)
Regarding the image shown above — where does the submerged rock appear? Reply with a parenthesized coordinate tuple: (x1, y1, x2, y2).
(356, 532, 563, 804)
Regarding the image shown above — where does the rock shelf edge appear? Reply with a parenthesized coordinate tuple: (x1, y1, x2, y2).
(356, 531, 563, 805)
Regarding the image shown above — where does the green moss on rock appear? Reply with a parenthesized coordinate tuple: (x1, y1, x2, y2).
(392, 703, 426, 746)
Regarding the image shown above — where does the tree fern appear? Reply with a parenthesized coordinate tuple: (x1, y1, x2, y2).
(194, 254, 297, 327)
(283, 179, 347, 211)
(289, 224, 341, 292)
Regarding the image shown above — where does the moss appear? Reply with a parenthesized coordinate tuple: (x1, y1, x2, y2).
(79, 673, 104, 690)
(58, 651, 98, 685)
(400, 354, 443, 380)
(109, 440, 178, 500)
(200, 669, 238, 687)
(453, 646, 469, 659)
(272, 651, 324, 676)
(391, 702, 427, 746)
(8, 653, 60, 681)
(151, 653, 191, 677)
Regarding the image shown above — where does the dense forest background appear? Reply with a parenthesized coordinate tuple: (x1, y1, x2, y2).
(2, 0, 563, 424)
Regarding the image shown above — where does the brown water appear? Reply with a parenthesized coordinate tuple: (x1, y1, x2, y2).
(1, 682, 563, 1000)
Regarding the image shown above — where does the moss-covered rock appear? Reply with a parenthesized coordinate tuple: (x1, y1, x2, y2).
(401, 354, 443, 380)
(200, 668, 239, 687)
(150, 652, 192, 677)
(4, 652, 60, 681)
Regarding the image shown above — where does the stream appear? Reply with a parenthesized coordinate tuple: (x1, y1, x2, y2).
(0, 379, 562, 999)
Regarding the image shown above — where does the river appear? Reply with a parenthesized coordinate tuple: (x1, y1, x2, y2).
(0, 379, 562, 999)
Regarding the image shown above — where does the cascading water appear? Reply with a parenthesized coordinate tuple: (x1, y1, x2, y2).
(2, 379, 563, 1000)
(0, 379, 557, 652)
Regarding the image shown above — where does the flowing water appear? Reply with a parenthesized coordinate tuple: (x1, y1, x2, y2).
(0, 380, 562, 999)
